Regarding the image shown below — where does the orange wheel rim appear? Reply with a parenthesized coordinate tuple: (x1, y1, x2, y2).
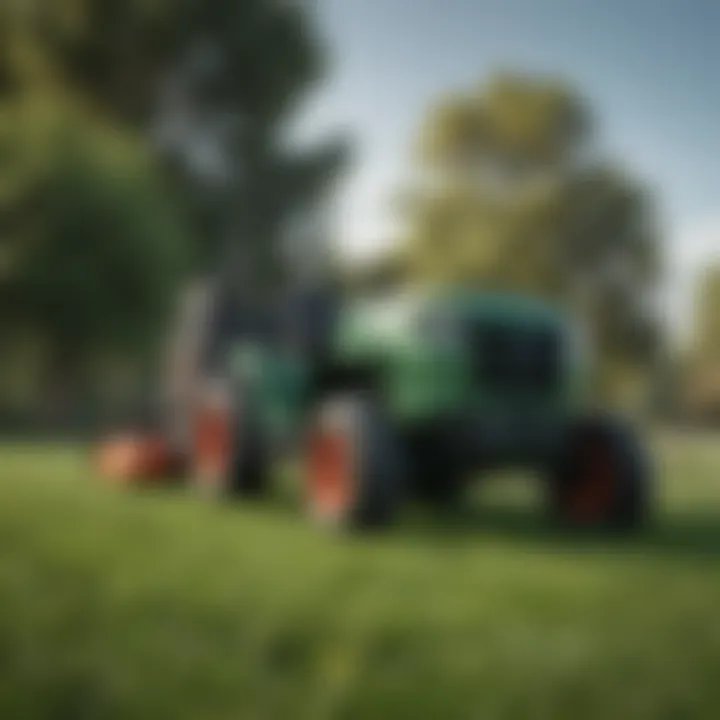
(308, 431, 355, 521)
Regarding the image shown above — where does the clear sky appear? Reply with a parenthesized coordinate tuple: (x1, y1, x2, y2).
(297, 0, 719, 326)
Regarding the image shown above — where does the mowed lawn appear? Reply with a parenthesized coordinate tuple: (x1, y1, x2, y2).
(1, 434, 720, 720)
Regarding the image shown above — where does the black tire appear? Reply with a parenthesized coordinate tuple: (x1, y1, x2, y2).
(228, 397, 270, 498)
(548, 416, 651, 531)
(305, 394, 405, 530)
(406, 423, 465, 509)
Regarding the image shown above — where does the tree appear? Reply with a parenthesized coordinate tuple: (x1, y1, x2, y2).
(0, 103, 189, 412)
(693, 265, 720, 361)
(678, 264, 720, 422)
(397, 73, 661, 392)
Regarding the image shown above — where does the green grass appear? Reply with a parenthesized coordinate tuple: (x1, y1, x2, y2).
(1, 434, 720, 719)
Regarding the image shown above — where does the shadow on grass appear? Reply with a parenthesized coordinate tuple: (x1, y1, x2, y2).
(395, 503, 720, 563)
(131, 470, 720, 564)
(250, 488, 720, 563)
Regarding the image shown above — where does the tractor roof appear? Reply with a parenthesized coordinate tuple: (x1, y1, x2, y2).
(433, 287, 565, 326)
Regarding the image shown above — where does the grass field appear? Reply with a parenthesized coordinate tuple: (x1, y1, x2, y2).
(1, 434, 720, 719)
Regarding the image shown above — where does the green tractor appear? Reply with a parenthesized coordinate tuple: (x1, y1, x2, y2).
(191, 286, 651, 531)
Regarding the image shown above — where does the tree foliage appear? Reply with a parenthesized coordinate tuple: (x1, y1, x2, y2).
(0, 104, 188, 398)
(673, 264, 720, 423)
(692, 265, 720, 361)
(1, 0, 321, 125)
(1, 0, 344, 284)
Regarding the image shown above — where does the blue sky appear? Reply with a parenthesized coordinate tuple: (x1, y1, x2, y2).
(297, 0, 719, 326)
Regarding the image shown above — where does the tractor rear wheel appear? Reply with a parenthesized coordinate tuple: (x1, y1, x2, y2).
(549, 417, 651, 531)
(305, 394, 405, 530)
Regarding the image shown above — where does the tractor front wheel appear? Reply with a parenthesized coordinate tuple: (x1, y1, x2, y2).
(549, 417, 651, 531)
(305, 395, 405, 530)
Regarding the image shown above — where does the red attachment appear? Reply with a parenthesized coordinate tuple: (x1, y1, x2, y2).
(192, 401, 234, 490)
(308, 431, 355, 521)
(96, 434, 183, 485)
